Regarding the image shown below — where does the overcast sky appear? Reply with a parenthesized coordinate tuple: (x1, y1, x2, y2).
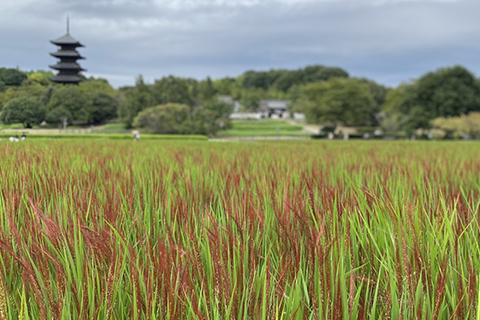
(0, 0, 479, 88)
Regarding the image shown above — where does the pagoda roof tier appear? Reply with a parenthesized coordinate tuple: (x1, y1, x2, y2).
(49, 75, 84, 83)
(49, 63, 86, 71)
(50, 51, 85, 59)
(50, 33, 84, 47)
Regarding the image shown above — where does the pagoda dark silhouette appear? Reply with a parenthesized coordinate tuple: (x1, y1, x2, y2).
(49, 18, 86, 85)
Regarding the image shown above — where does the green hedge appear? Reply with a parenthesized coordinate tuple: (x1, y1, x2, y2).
(0, 133, 208, 140)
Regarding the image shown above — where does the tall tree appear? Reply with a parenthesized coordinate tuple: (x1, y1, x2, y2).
(118, 75, 153, 128)
(296, 78, 376, 127)
(151, 76, 194, 107)
(48, 86, 90, 122)
(398, 66, 480, 131)
(198, 77, 216, 102)
(90, 92, 118, 124)
(358, 78, 389, 125)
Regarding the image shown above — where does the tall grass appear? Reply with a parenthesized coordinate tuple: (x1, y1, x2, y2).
(0, 140, 478, 319)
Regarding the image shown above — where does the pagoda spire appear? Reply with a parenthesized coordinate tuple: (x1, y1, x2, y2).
(49, 18, 86, 85)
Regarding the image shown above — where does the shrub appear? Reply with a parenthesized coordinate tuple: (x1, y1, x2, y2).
(133, 103, 192, 134)
(0, 97, 46, 128)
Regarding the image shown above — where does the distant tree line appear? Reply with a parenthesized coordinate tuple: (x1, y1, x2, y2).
(290, 65, 480, 137)
(0, 69, 118, 128)
(1, 64, 479, 137)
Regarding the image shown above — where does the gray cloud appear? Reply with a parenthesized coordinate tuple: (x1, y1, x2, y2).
(0, 0, 478, 87)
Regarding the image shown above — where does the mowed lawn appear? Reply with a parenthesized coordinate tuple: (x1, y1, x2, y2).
(219, 119, 310, 136)
(0, 140, 478, 319)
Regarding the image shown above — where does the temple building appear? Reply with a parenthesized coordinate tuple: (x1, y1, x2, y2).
(49, 19, 86, 85)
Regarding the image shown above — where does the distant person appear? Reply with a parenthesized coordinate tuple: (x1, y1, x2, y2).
(133, 133, 140, 141)
(14, 135, 19, 142)
(9, 136, 14, 142)
(21, 134, 26, 141)
(363, 133, 371, 140)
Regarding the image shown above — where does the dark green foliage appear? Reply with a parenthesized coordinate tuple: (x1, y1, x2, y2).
(40, 86, 55, 106)
(198, 77, 217, 102)
(275, 71, 303, 92)
(0, 97, 46, 128)
(133, 103, 192, 134)
(358, 78, 389, 125)
(151, 76, 194, 107)
(48, 86, 90, 122)
(302, 65, 349, 83)
(242, 65, 349, 92)
(90, 92, 118, 124)
(133, 101, 231, 136)
(297, 78, 376, 127)
(215, 77, 237, 95)
(119, 75, 153, 128)
(192, 107, 219, 136)
(398, 66, 480, 130)
(203, 100, 233, 130)
(0, 68, 27, 86)
(242, 69, 285, 90)
(204, 100, 233, 123)
(46, 107, 73, 126)
(239, 89, 264, 111)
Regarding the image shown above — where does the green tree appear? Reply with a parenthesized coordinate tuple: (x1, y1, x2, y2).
(296, 78, 376, 127)
(382, 84, 409, 112)
(239, 88, 265, 112)
(0, 68, 27, 86)
(0, 83, 45, 110)
(133, 103, 191, 134)
(0, 97, 46, 128)
(41, 86, 55, 106)
(358, 78, 389, 125)
(204, 100, 233, 130)
(302, 65, 349, 83)
(398, 66, 480, 130)
(151, 76, 194, 107)
(90, 92, 118, 124)
(26, 71, 55, 86)
(214, 77, 238, 95)
(198, 77, 216, 102)
(275, 71, 303, 92)
(119, 75, 153, 128)
(46, 107, 73, 127)
(241, 65, 349, 92)
(241, 69, 287, 90)
(79, 78, 118, 98)
(191, 107, 217, 135)
(48, 86, 90, 122)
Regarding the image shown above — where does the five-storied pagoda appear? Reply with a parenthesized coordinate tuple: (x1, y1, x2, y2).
(49, 18, 86, 84)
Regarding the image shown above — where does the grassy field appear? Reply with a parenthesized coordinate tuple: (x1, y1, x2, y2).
(92, 123, 131, 134)
(0, 133, 208, 140)
(0, 140, 478, 319)
(219, 120, 310, 137)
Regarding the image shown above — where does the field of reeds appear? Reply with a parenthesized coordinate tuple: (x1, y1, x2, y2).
(0, 139, 479, 319)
